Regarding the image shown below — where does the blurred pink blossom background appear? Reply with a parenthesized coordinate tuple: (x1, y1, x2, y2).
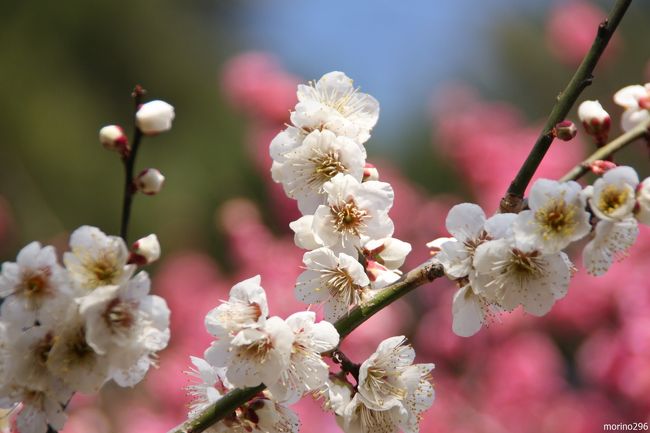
(56, 2, 650, 431)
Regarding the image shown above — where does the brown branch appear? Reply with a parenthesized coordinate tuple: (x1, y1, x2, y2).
(500, 0, 633, 212)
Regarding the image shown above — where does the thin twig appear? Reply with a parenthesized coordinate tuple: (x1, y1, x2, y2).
(119, 85, 145, 241)
(167, 259, 444, 433)
(499, 0, 633, 213)
(559, 118, 650, 182)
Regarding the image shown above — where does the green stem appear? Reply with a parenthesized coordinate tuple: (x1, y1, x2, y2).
(559, 118, 650, 182)
(168, 259, 444, 433)
(500, 0, 633, 213)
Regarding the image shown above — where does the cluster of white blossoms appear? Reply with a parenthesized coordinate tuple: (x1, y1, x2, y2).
(432, 164, 650, 337)
(0, 226, 169, 433)
(270, 71, 411, 322)
(319, 337, 435, 433)
(188, 276, 337, 433)
(185, 72, 435, 433)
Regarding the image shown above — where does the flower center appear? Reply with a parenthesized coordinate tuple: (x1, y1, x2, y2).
(330, 199, 368, 236)
(104, 298, 136, 333)
(356, 402, 394, 432)
(91, 258, 120, 285)
(535, 198, 577, 238)
(241, 338, 273, 363)
(463, 230, 491, 254)
(366, 367, 407, 403)
(20, 270, 52, 300)
(308, 150, 346, 188)
(599, 185, 629, 215)
(507, 249, 543, 278)
(323, 267, 365, 306)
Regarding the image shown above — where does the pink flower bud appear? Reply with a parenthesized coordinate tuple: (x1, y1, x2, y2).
(552, 120, 578, 141)
(577, 100, 611, 141)
(99, 125, 129, 155)
(136, 100, 175, 135)
(128, 234, 161, 265)
(135, 168, 165, 195)
(364, 260, 389, 282)
(588, 160, 617, 175)
(363, 163, 379, 181)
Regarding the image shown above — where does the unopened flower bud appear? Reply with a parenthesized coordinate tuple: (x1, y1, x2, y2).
(635, 178, 650, 226)
(577, 100, 611, 140)
(136, 100, 175, 135)
(588, 160, 617, 175)
(552, 120, 577, 141)
(99, 125, 129, 155)
(363, 163, 379, 181)
(135, 168, 165, 195)
(128, 234, 161, 265)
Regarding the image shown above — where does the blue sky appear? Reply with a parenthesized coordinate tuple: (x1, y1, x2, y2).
(220, 0, 548, 141)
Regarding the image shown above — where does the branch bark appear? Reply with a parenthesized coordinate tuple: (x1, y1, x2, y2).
(499, 0, 633, 213)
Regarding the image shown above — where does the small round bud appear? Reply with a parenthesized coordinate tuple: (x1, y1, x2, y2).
(99, 125, 129, 155)
(362, 163, 379, 182)
(135, 168, 165, 195)
(128, 234, 161, 265)
(552, 120, 577, 141)
(136, 100, 175, 135)
(635, 178, 650, 226)
(587, 160, 617, 175)
(577, 100, 611, 141)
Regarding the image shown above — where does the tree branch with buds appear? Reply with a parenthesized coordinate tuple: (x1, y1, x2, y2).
(560, 117, 650, 182)
(500, 0, 633, 213)
(119, 85, 146, 241)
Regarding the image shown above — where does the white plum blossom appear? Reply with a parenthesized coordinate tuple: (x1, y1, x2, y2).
(588, 166, 639, 221)
(513, 179, 591, 253)
(1, 324, 57, 392)
(186, 356, 231, 418)
(63, 226, 135, 294)
(432, 204, 518, 336)
(135, 100, 175, 134)
(362, 237, 411, 289)
(305, 173, 394, 255)
(204, 275, 269, 338)
(269, 126, 304, 163)
(436, 203, 516, 280)
(0, 242, 71, 328)
(613, 83, 650, 132)
(316, 377, 354, 416)
(472, 238, 572, 316)
(451, 284, 496, 338)
(289, 215, 322, 250)
(186, 356, 300, 433)
(77, 271, 170, 386)
(45, 308, 111, 393)
(340, 337, 434, 433)
(0, 380, 71, 433)
(295, 247, 370, 322)
(271, 129, 366, 214)
(204, 316, 294, 388)
(291, 71, 379, 145)
(583, 217, 639, 276)
(267, 311, 339, 404)
(435, 203, 488, 279)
